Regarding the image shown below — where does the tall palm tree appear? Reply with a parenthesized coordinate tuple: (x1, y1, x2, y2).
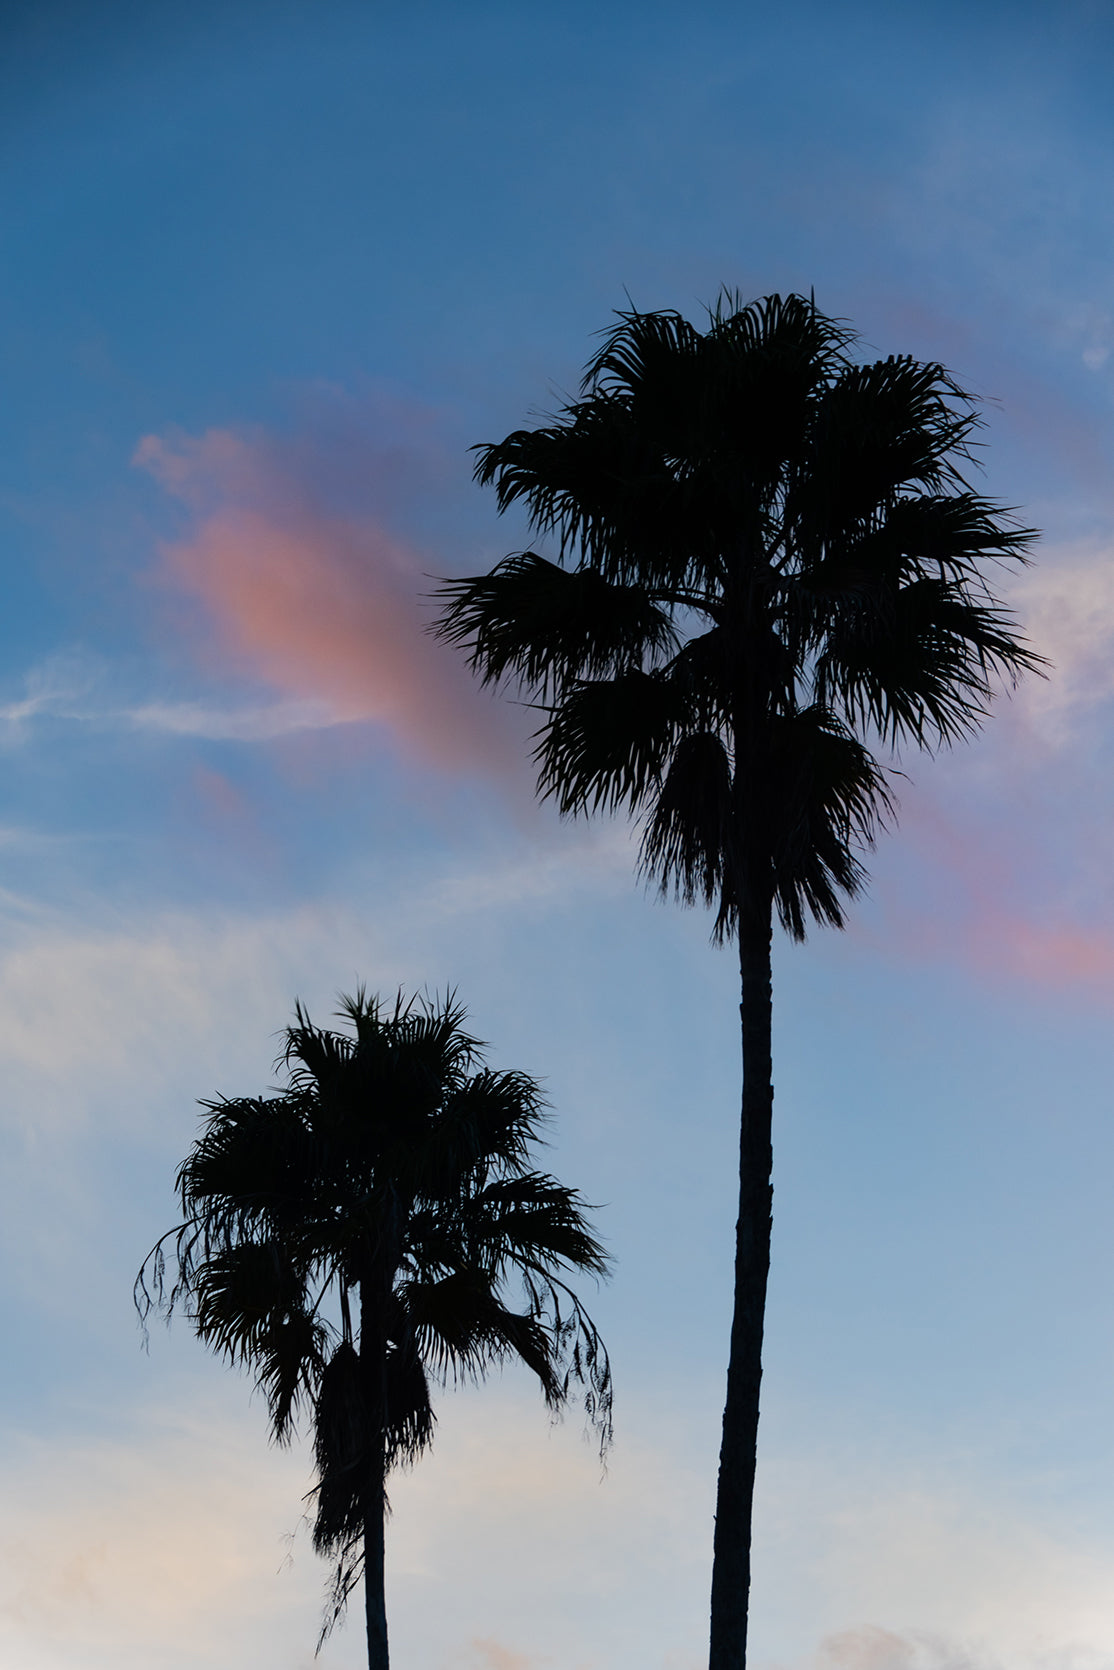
(137, 990, 611, 1670)
(435, 293, 1040, 1670)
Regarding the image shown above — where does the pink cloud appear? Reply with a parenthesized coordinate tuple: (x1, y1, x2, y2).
(134, 426, 526, 778)
(985, 919, 1114, 986)
(854, 779, 1114, 999)
(468, 1641, 540, 1670)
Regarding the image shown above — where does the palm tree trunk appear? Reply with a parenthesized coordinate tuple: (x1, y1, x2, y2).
(708, 895, 774, 1670)
(360, 1283, 391, 1670)
(364, 1493, 389, 1670)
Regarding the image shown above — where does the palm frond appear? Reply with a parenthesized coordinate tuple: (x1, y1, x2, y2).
(402, 1268, 563, 1399)
(767, 707, 894, 939)
(412, 1068, 548, 1198)
(583, 305, 704, 396)
(814, 576, 1044, 746)
(800, 356, 982, 541)
(803, 493, 1037, 596)
(640, 730, 736, 928)
(534, 668, 690, 815)
(472, 405, 702, 589)
(190, 1240, 326, 1441)
(312, 1343, 373, 1555)
(436, 551, 676, 697)
(454, 1174, 611, 1282)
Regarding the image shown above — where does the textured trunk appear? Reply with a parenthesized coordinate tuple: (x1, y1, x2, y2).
(708, 897, 774, 1670)
(360, 1283, 390, 1670)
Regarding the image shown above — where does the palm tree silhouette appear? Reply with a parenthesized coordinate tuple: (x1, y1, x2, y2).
(137, 990, 611, 1670)
(435, 293, 1040, 1670)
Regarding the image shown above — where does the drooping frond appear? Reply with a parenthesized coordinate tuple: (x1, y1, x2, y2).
(311, 1342, 368, 1555)
(802, 493, 1036, 599)
(534, 668, 691, 816)
(403, 1267, 564, 1400)
(640, 730, 736, 926)
(582, 304, 705, 396)
(190, 1240, 326, 1442)
(765, 707, 894, 939)
(177, 1094, 317, 1223)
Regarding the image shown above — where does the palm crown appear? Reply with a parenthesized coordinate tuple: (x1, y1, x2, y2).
(438, 293, 1040, 937)
(138, 990, 611, 1658)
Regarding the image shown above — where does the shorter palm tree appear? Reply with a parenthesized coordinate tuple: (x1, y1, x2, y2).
(137, 990, 611, 1670)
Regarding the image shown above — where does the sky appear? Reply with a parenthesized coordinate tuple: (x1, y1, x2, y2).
(2, 1, 1114, 1666)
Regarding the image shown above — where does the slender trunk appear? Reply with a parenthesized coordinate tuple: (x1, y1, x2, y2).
(360, 1283, 390, 1670)
(363, 1493, 389, 1670)
(708, 897, 774, 1670)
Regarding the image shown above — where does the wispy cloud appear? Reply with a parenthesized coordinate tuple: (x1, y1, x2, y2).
(126, 695, 340, 741)
(1008, 542, 1114, 747)
(0, 654, 344, 746)
(0, 653, 100, 737)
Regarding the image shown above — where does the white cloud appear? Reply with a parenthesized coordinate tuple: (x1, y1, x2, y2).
(1007, 543, 1114, 745)
(0, 651, 101, 738)
(813, 1626, 1113, 1670)
(124, 695, 344, 740)
(750, 1447, 1114, 1670)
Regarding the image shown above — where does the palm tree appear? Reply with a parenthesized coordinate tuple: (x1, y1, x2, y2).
(137, 989, 611, 1670)
(435, 292, 1040, 1670)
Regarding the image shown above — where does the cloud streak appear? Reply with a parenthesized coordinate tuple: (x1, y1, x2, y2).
(127, 695, 339, 741)
(0, 652, 342, 746)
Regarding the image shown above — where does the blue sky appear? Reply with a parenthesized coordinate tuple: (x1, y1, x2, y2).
(3, 3, 1114, 1667)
